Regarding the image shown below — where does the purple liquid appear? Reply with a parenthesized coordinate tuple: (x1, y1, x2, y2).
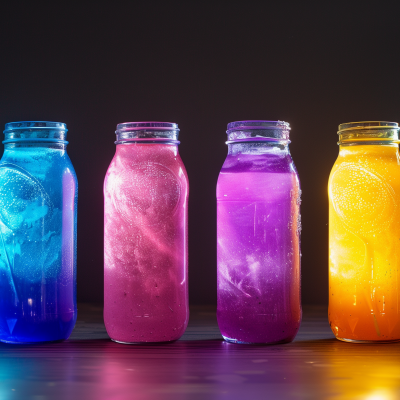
(217, 144, 301, 344)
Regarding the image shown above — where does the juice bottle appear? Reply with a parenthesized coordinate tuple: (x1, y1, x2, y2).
(0, 121, 77, 343)
(217, 120, 301, 344)
(328, 121, 400, 342)
(104, 122, 189, 343)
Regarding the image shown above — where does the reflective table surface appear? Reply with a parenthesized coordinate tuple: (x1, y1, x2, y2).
(1, 304, 399, 400)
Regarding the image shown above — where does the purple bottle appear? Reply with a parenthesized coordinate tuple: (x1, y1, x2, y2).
(217, 121, 301, 344)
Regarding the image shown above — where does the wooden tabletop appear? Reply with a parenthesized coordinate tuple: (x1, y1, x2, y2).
(1, 304, 399, 400)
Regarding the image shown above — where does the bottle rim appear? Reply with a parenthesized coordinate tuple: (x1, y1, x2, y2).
(115, 121, 180, 145)
(116, 121, 179, 133)
(227, 120, 290, 133)
(4, 121, 68, 133)
(338, 121, 399, 134)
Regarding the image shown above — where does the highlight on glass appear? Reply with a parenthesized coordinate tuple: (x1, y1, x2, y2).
(217, 120, 302, 344)
(328, 121, 400, 342)
(104, 122, 189, 343)
(0, 121, 78, 343)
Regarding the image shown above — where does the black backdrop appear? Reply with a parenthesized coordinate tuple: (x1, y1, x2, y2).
(0, 1, 399, 305)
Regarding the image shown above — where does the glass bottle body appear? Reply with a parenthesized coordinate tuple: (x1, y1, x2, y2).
(329, 122, 400, 342)
(104, 142, 189, 343)
(0, 122, 77, 343)
(217, 139, 301, 344)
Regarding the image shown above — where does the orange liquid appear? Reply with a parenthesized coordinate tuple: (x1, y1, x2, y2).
(328, 144, 400, 342)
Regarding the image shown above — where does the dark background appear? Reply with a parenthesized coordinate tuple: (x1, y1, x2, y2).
(0, 1, 399, 305)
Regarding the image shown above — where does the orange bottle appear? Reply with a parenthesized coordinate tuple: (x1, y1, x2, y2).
(328, 121, 400, 342)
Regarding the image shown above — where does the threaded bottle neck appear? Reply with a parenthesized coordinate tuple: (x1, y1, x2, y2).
(338, 121, 399, 146)
(3, 121, 68, 146)
(226, 120, 291, 144)
(115, 122, 180, 145)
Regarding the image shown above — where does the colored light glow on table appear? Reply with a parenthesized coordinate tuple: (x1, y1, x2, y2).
(365, 392, 392, 400)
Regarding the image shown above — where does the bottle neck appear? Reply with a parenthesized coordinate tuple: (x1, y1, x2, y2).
(3, 124, 68, 149)
(338, 127, 399, 146)
(115, 123, 180, 145)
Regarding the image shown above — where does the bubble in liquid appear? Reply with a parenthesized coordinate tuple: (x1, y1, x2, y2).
(330, 163, 396, 235)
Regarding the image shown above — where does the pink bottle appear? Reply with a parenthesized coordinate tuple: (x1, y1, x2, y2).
(104, 122, 189, 343)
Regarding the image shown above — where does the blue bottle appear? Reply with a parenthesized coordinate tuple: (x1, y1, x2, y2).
(0, 121, 77, 343)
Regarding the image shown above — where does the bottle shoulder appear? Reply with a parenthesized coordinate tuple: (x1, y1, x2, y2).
(330, 149, 400, 178)
(0, 148, 76, 180)
(218, 153, 298, 183)
(107, 151, 186, 173)
(217, 154, 299, 201)
(104, 149, 188, 193)
(1, 147, 72, 162)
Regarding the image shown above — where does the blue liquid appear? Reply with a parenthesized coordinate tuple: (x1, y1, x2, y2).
(0, 145, 77, 343)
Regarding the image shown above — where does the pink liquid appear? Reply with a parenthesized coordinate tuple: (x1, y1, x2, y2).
(217, 150, 301, 343)
(104, 144, 189, 343)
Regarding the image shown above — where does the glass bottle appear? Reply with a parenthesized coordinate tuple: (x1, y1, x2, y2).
(0, 121, 78, 343)
(217, 120, 301, 344)
(104, 122, 189, 343)
(328, 121, 400, 342)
